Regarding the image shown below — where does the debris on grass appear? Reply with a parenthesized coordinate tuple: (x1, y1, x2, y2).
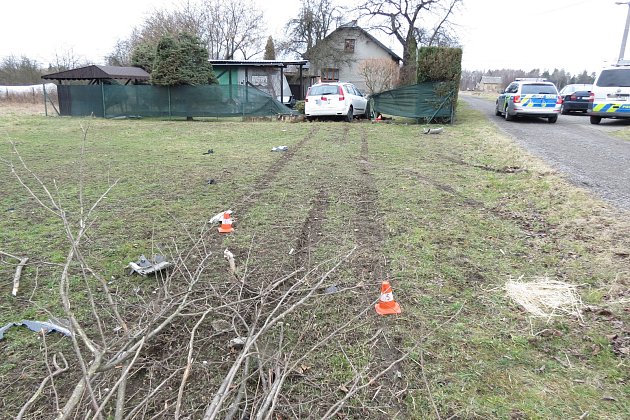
(0, 250, 29, 296)
(209, 210, 233, 225)
(229, 336, 247, 350)
(423, 127, 444, 134)
(128, 254, 171, 276)
(0, 319, 72, 340)
(202, 149, 214, 155)
(505, 276, 584, 321)
(206, 178, 217, 185)
(324, 285, 338, 294)
(224, 249, 236, 274)
(271, 145, 288, 152)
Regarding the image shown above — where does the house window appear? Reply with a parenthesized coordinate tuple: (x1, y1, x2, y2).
(344, 39, 355, 53)
(321, 68, 339, 81)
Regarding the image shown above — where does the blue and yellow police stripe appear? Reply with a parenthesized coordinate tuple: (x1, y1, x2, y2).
(521, 95, 557, 108)
(592, 103, 630, 113)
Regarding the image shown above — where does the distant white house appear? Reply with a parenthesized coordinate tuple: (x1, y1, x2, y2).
(477, 76, 502, 92)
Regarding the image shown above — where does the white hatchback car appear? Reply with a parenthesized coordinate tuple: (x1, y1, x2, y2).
(304, 82, 369, 121)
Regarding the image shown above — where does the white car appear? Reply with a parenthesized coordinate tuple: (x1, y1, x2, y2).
(495, 78, 562, 123)
(304, 82, 369, 121)
(588, 61, 630, 124)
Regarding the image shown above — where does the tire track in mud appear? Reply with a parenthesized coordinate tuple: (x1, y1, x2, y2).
(293, 188, 329, 269)
(350, 127, 407, 414)
(201, 125, 319, 276)
(235, 125, 320, 215)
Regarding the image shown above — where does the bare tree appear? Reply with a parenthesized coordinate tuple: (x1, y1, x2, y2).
(358, 58, 400, 94)
(201, 0, 265, 59)
(356, 0, 462, 82)
(113, 0, 266, 62)
(281, 0, 343, 58)
(47, 49, 88, 72)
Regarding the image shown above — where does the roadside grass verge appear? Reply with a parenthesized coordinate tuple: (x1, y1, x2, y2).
(0, 106, 628, 418)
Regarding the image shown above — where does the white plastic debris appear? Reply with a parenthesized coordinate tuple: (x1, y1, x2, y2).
(423, 127, 443, 134)
(128, 255, 171, 276)
(209, 210, 233, 225)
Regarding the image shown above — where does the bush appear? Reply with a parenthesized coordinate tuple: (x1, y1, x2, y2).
(417, 47, 462, 83)
(295, 100, 305, 114)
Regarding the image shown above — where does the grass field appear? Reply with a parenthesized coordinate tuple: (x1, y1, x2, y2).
(1, 103, 628, 419)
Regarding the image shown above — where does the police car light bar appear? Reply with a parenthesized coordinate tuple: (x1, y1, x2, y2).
(514, 78, 549, 82)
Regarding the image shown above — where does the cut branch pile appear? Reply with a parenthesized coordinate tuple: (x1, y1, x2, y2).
(506, 276, 584, 320)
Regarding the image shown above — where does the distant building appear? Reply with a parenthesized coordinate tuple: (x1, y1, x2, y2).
(477, 76, 502, 92)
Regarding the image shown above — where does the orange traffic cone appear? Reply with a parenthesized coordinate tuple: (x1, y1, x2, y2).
(218, 212, 234, 234)
(375, 280, 401, 315)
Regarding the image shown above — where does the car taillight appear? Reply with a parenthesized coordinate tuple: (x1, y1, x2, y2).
(338, 86, 345, 101)
(589, 92, 594, 102)
(556, 96, 562, 104)
(512, 95, 521, 103)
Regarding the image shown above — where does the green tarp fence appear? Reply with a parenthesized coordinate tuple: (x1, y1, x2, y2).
(370, 82, 457, 122)
(57, 84, 297, 118)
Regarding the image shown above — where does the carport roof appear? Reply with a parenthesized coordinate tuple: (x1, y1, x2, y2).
(42, 65, 150, 81)
(209, 60, 308, 68)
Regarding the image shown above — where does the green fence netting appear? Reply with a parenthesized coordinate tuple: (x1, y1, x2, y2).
(370, 82, 457, 122)
(57, 84, 297, 118)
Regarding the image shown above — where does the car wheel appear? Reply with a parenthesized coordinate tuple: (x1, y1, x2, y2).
(560, 104, 568, 115)
(548, 115, 558, 123)
(495, 103, 502, 116)
(590, 116, 602, 125)
(504, 105, 513, 121)
(345, 106, 353, 122)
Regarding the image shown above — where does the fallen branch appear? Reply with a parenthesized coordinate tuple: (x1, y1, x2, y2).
(1, 251, 29, 296)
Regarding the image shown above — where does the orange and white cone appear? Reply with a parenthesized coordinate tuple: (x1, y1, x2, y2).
(375, 280, 401, 315)
(218, 212, 234, 234)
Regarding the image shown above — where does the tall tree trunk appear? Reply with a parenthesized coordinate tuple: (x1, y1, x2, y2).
(399, 30, 418, 86)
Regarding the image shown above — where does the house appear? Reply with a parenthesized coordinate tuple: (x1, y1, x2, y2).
(305, 21, 402, 93)
(477, 76, 502, 92)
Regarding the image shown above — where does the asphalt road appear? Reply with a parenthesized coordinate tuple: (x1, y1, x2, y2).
(461, 95, 630, 210)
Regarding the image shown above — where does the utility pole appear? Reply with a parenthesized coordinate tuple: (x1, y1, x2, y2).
(616, 1, 630, 61)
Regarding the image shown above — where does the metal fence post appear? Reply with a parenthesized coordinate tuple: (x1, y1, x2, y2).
(101, 83, 106, 118)
(43, 83, 48, 117)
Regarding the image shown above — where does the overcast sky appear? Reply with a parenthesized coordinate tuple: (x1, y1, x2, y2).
(0, 0, 627, 76)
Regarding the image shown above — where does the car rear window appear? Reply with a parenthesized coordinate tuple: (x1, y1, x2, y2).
(309, 85, 339, 96)
(521, 84, 557, 94)
(596, 69, 630, 87)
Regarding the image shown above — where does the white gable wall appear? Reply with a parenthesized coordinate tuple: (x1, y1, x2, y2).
(316, 27, 399, 93)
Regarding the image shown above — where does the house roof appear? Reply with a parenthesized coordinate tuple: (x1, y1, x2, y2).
(480, 76, 502, 84)
(322, 23, 402, 62)
(210, 60, 308, 68)
(42, 65, 150, 81)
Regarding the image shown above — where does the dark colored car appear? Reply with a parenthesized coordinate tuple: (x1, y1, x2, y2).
(559, 84, 592, 114)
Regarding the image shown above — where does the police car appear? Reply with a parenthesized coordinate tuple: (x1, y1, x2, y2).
(588, 61, 630, 124)
(495, 78, 562, 123)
